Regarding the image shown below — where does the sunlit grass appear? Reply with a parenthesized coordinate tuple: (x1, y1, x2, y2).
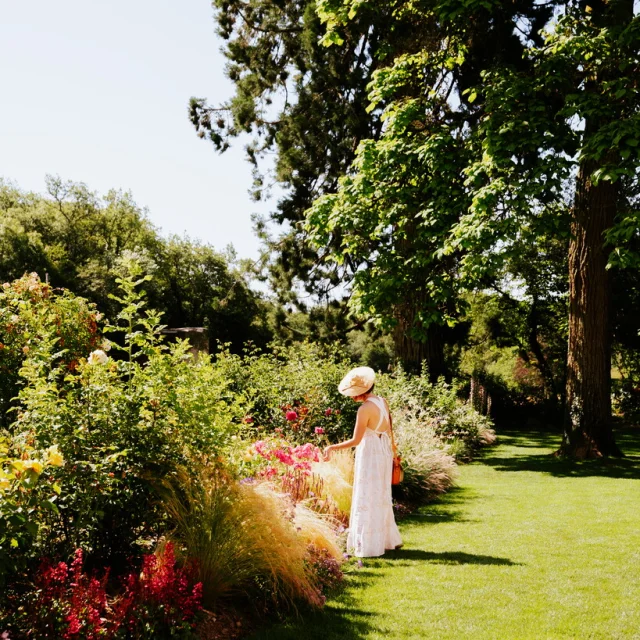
(250, 427, 640, 639)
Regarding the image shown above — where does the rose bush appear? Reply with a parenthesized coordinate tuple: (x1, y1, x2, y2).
(0, 437, 66, 585)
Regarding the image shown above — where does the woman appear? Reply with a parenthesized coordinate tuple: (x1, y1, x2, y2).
(323, 366, 403, 557)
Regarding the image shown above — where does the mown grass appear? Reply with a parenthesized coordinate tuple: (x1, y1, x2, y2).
(249, 427, 640, 639)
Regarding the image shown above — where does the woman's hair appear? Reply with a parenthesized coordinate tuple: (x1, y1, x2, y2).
(354, 384, 375, 401)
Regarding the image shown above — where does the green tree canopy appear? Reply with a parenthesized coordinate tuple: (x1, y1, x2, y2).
(306, 0, 640, 456)
(0, 177, 272, 351)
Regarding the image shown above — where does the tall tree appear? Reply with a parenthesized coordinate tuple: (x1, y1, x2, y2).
(308, 0, 640, 456)
(192, 0, 548, 377)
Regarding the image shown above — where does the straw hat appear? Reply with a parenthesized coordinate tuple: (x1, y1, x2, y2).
(338, 366, 376, 397)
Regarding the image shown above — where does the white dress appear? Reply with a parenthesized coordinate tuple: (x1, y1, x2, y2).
(346, 395, 403, 557)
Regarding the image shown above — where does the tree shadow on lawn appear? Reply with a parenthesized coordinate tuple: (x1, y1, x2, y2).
(371, 548, 522, 567)
(247, 570, 383, 640)
(247, 550, 519, 640)
(483, 428, 640, 480)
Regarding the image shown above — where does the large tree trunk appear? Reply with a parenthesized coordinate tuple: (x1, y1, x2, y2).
(560, 156, 622, 458)
(393, 305, 445, 382)
(559, 0, 633, 459)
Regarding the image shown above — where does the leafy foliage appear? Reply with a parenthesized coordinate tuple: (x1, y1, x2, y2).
(0, 273, 102, 427)
(3, 268, 242, 581)
(0, 178, 272, 351)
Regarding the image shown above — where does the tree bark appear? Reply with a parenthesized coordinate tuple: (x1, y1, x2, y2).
(559, 0, 633, 458)
(393, 306, 445, 382)
(561, 157, 622, 458)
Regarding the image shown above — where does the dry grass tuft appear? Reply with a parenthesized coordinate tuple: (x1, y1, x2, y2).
(293, 502, 342, 561)
(159, 464, 325, 611)
(310, 458, 353, 516)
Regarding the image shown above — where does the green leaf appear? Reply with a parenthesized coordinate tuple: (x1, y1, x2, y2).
(43, 500, 59, 515)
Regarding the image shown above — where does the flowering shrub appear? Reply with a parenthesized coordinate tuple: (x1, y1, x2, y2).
(3, 543, 202, 639)
(253, 438, 321, 475)
(213, 343, 357, 442)
(378, 366, 496, 460)
(5, 268, 243, 577)
(113, 542, 202, 638)
(0, 437, 65, 584)
(0, 273, 102, 428)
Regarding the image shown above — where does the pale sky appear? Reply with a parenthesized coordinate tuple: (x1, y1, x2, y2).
(0, 0, 276, 261)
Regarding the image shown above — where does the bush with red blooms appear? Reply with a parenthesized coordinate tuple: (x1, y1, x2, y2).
(4, 543, 202, 639)
(251, 438, 322, 479)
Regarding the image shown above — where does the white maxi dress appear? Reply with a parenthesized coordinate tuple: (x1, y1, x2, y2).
(346, 395, 403, 557)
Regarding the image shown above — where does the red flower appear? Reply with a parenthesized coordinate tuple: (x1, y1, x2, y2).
(315, 427, 325, 435)
(286, 410, 298, 421)
(324, 408, 332, 416)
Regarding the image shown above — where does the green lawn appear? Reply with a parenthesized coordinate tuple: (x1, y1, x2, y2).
(249, 428, 640, 639)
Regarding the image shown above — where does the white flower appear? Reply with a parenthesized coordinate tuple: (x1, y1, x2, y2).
(88, 349, 108, 365)
(101, 339, 112, 352)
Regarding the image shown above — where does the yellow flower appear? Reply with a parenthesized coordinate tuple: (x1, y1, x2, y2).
(242, 452, 254, 462)
(10, 460, 25, 472)
(46, 445, 65, 467)
(0, 477, 10, 492)
(23, 459, 44, 474)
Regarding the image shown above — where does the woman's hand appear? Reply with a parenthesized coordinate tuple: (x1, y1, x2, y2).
(323, 445, 334, 462)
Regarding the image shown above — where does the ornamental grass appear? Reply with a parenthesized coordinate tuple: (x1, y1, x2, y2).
(310, 458, 354, 516)
(159, 463, 329, 612)
(292, 503, 342, 561)
(391, 408, 458, 503)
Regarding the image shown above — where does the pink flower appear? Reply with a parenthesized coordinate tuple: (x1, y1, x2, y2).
(273, 449, 295, 466)
(254, 441, 269, 458)
(334, 409, 341, 415)
(262, 465, 278, 478)
(286, 410, 298, 421)
(275, 427, 283, 434)
(315, 427, 325, 435)
(324, 408, 332, 416)
(292, 443, 321, 462)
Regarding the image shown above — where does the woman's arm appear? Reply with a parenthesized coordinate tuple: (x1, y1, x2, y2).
(323, 404, 370, 460)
